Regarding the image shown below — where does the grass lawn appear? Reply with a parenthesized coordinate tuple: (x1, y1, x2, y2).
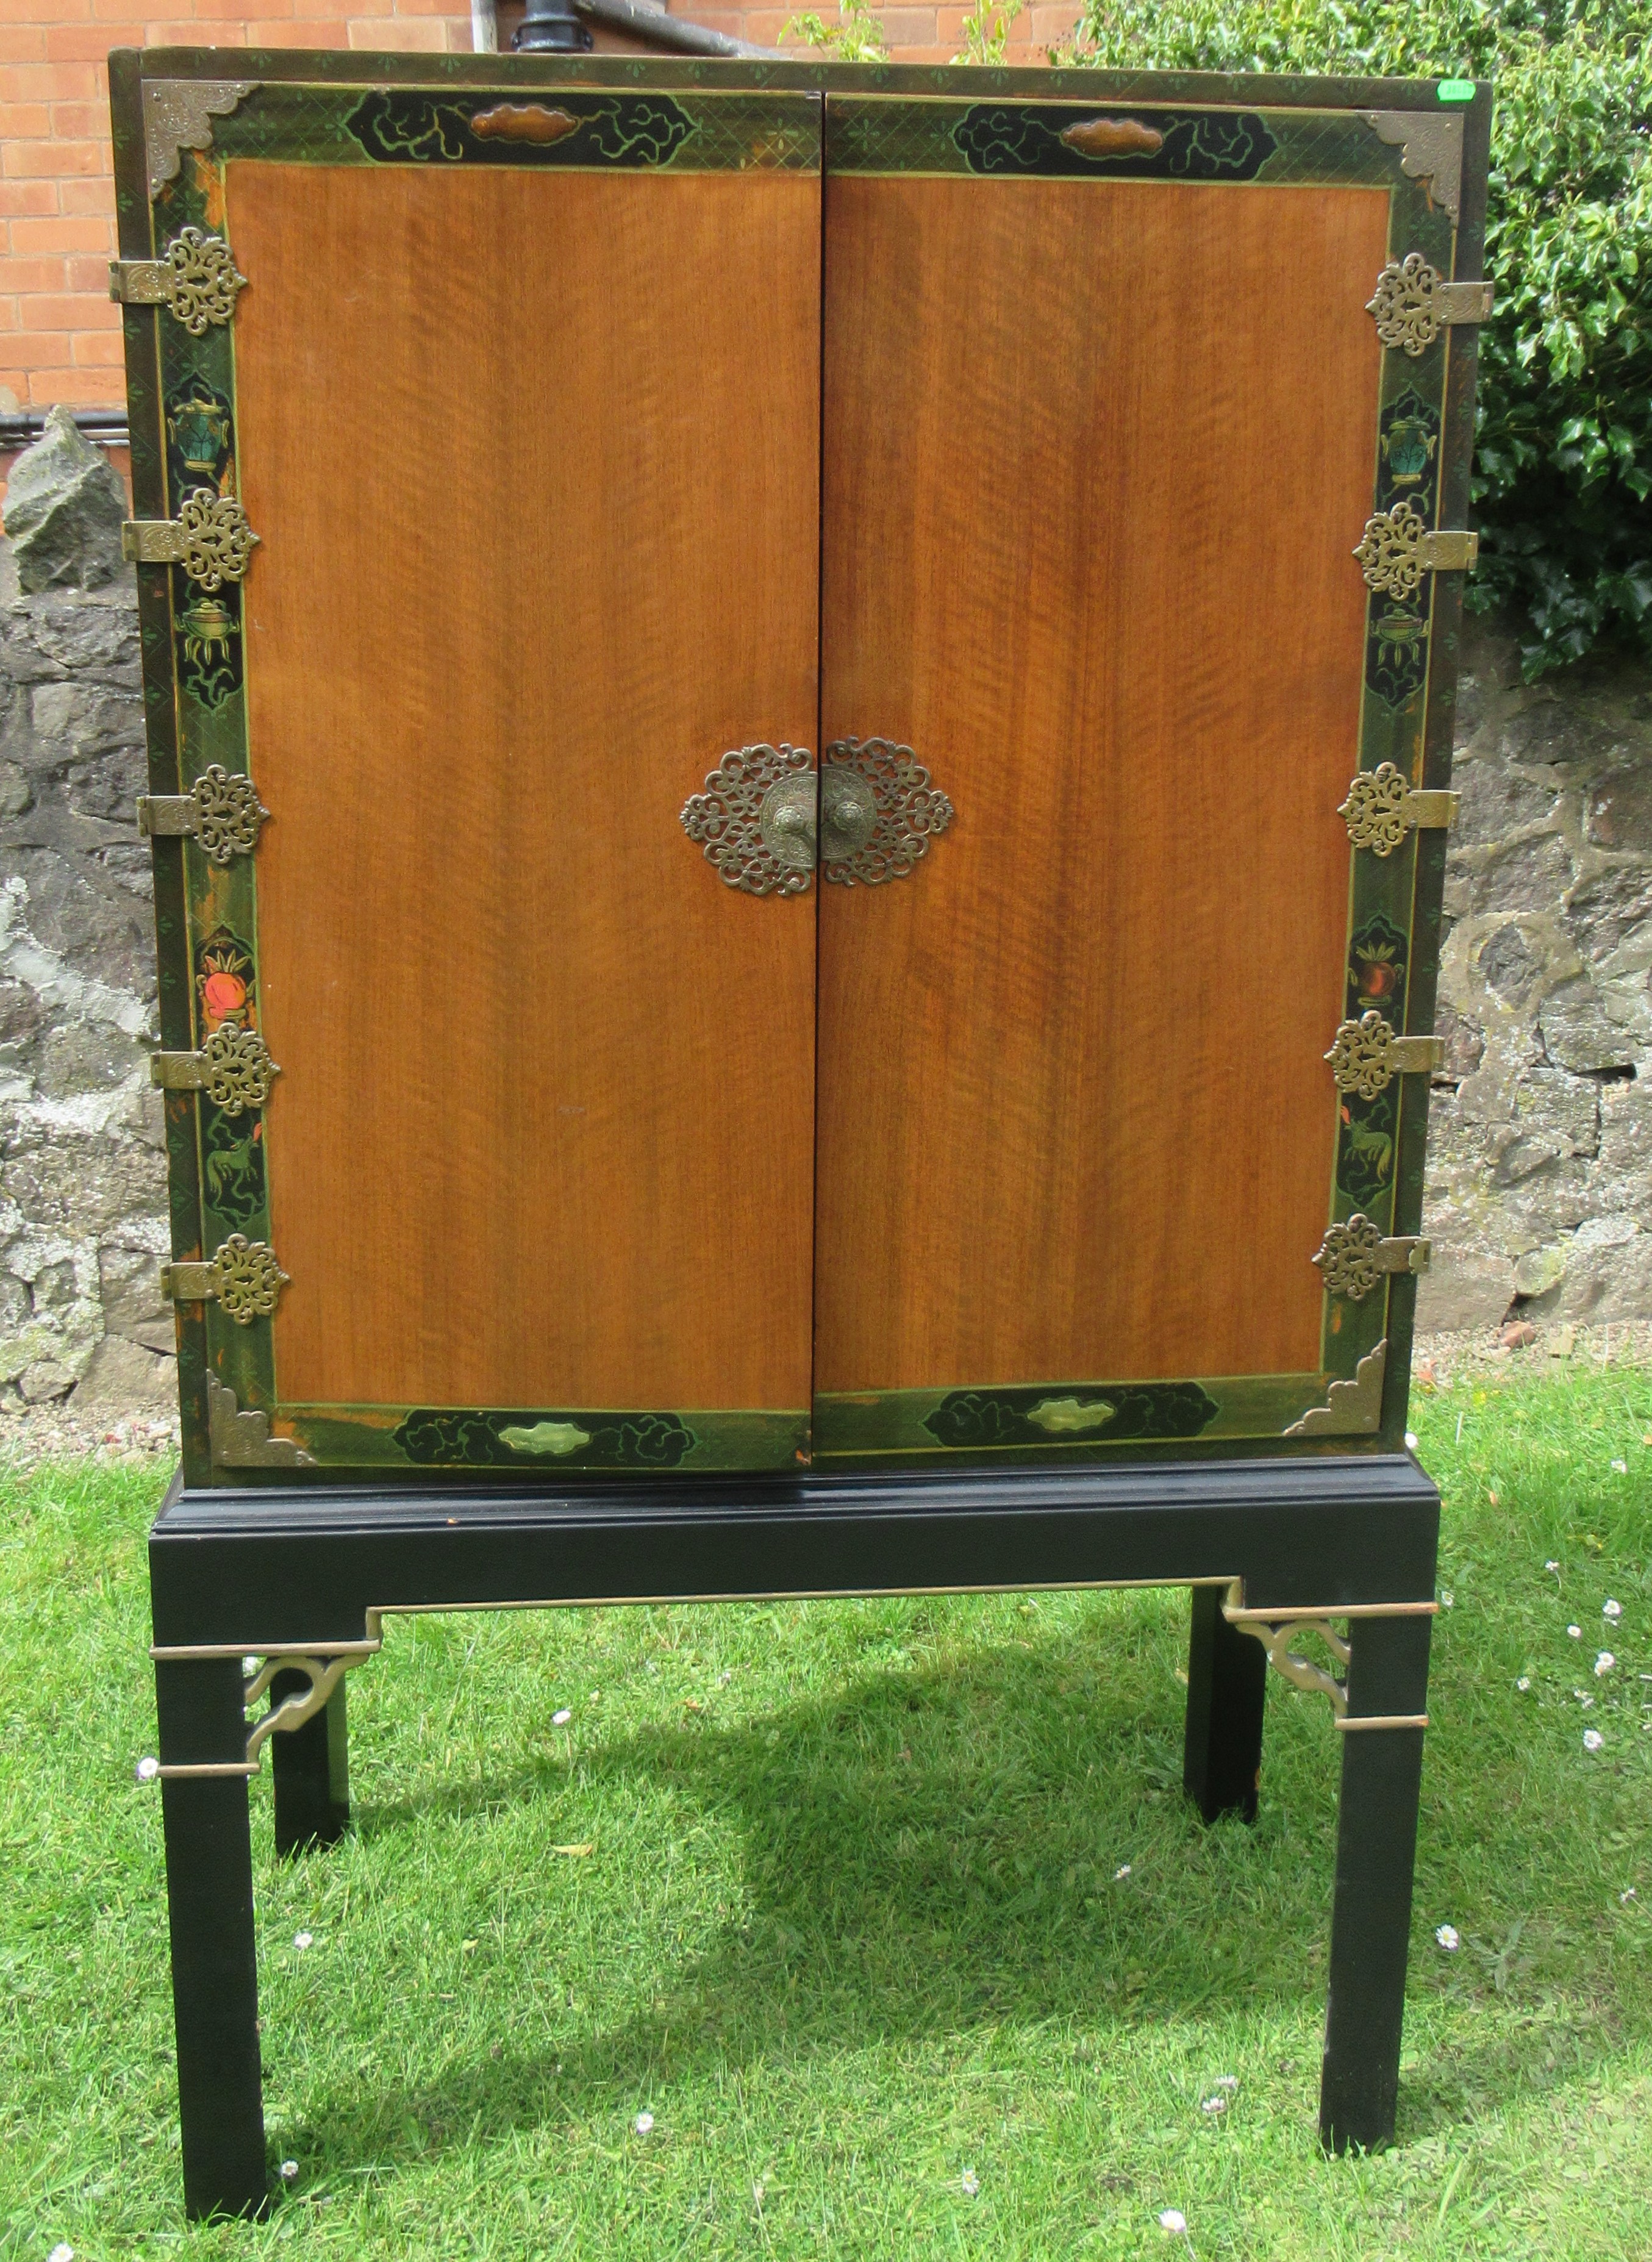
(1, 1366, 1649, 2261)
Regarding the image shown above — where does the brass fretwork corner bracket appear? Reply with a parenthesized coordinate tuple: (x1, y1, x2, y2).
(207, 1375, 313, 1469)
(1285, 1339, 1387, 1437)
(138, 764, 269, 863)
(1326, 1011, 1443, 1098)
(1221, 1580, 1434, 1731)
(1314, 1216, 1431, 1302)
(152, 1023, 278, 1116)
(123, 490, 258, 590)
(161, 1233, 288, 1326)
(110, 226, 245, 332)
(1339, 762, 1459, 856)
(1356, 109, 1465, 225)
(1355, 503, 1477, 598)
(141, 79, 255, 203)
(148, 1633, 378, 1779)
(1367, 254, 1492, 354)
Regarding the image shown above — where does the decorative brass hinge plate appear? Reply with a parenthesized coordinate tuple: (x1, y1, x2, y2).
(137, 764, 269, 862)
(1367, 254, 1493, 355)
(1354, 503, 1476, 598)
(109, 226, 246, 332)
(161, 1234, 288, 1325)
(1285, 1339, 1387, 1438)
(1339, 762, 1459, 854)
(151, 1023, 279, 1115)
(1314, 1215, 1431, 1301)
(123, 489, 257, 589)
(1325, 1012, 1443, 1097)
(821, 738, 954, 885)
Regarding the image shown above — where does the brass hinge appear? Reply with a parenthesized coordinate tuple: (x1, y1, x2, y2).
(1339, 762, 1459, 855)
(151, 1023, 278, 1116)
(161, 1234, 288, 1326)
(1326, 1011, 1443, 1098)
(1367, 255, 1493, 355)
(109, 226, 246, 334)
(137, 764, 268, 863)
(123, 489, 257, 590)
(1354, 503, 1476, 599)
(1314, 1214, 1431, 1301)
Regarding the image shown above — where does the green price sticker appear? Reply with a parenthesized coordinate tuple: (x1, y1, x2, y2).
(1437, 79, 1475, 101)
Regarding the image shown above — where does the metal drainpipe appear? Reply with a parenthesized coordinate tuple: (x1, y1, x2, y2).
(514, 0, 595, 48)
(470, 0, 498, 51)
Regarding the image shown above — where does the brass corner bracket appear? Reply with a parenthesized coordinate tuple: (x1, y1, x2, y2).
(1355, 503, 1477, 598)
(1367, 254, 1492, 355)
(138, 764, 269, 863)
(1221, 1580, 1434, 1731)
(110, 226, 246, 333)
(1356, 109, 1464, 225)
(1314, 1215, 1431, 1302)
(142, 79, 256, 204)
(1285, 1339, 1387, 1438)
(207, 1376, 313, 1469)
(152, 1023, 278, 1116)
(123, 489, 258, 590)
(1339, 762, 1459, 856)
(161, 1233, 288, 1326)
(1326, 1011, 1443, 1098)
(148, 1634, 375, 1778)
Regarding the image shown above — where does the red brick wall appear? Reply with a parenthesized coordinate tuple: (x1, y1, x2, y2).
(1, 1, 1075, 421)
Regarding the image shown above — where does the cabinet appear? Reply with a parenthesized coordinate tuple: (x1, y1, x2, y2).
(115, 50, 1489, 2219)
(121, 60, 1484, 1483)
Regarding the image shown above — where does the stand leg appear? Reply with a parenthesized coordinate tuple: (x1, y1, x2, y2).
(272, 1676, 350, 1858)
(1320, 1614, 1432, 2152)
(154, 1657, 268, 2221)
(1182, 1584, 1267, 1823)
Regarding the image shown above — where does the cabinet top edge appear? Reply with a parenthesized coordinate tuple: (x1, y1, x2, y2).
(119, 48, 1490, 115)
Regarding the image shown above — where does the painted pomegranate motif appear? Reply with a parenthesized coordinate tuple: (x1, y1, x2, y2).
(202, 969, 248, 1026)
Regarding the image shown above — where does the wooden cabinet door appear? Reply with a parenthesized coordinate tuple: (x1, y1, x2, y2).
(813, 91, 1471, 1462)
(137, 81, 822, 1476)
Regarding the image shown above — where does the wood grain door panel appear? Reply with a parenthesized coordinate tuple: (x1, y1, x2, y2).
(229, 159, 821, 1443)
(815, 169, 1388, 1401)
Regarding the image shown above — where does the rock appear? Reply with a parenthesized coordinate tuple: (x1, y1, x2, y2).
(1453, 757, 1559, 848)
(1415, 1248, 1514, 1333)
(20, 1354, 78, 1401)
(1434, 1006, 1485, 1082)
(1556, 1214, 1652, 1321)
(97, 1242, 176, 1356)
(71, 1331, 177, 1415)
(1478, 922, 1542, 1004)
(1586, 761, 1652, 851)
(1513, 1244, 1567, 1297)
(1499, 1318, 1539, 1349)
(1539, 978, 1639, 1074)
(1, 407, 129, 595)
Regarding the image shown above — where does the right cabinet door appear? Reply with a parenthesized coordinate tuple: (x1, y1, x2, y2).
(813, 87, 1470, 1464)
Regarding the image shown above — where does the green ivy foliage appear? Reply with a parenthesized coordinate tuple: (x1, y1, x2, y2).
(1065, 0, 1652, 676)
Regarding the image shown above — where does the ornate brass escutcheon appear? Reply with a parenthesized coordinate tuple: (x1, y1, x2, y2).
(681, 738, 955, 895)
(821, 737, 953, 886)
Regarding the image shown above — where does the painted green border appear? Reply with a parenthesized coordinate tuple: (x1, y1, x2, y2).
(115, 57, 1486, 1478)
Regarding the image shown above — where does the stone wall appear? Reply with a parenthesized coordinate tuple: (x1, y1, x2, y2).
(1422, 618, 1652, 1332)
(1, 416, 1650, 1420)
(0, 413, 173, 1417)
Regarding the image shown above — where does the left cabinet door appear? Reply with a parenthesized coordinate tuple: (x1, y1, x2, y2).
(117, 68, 824, 1480)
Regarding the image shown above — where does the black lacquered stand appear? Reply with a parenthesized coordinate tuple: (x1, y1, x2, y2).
(148, 1454, 1439, 2219)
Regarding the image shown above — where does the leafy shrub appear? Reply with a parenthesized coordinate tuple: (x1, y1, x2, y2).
(1063, 0, 1652, 676)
